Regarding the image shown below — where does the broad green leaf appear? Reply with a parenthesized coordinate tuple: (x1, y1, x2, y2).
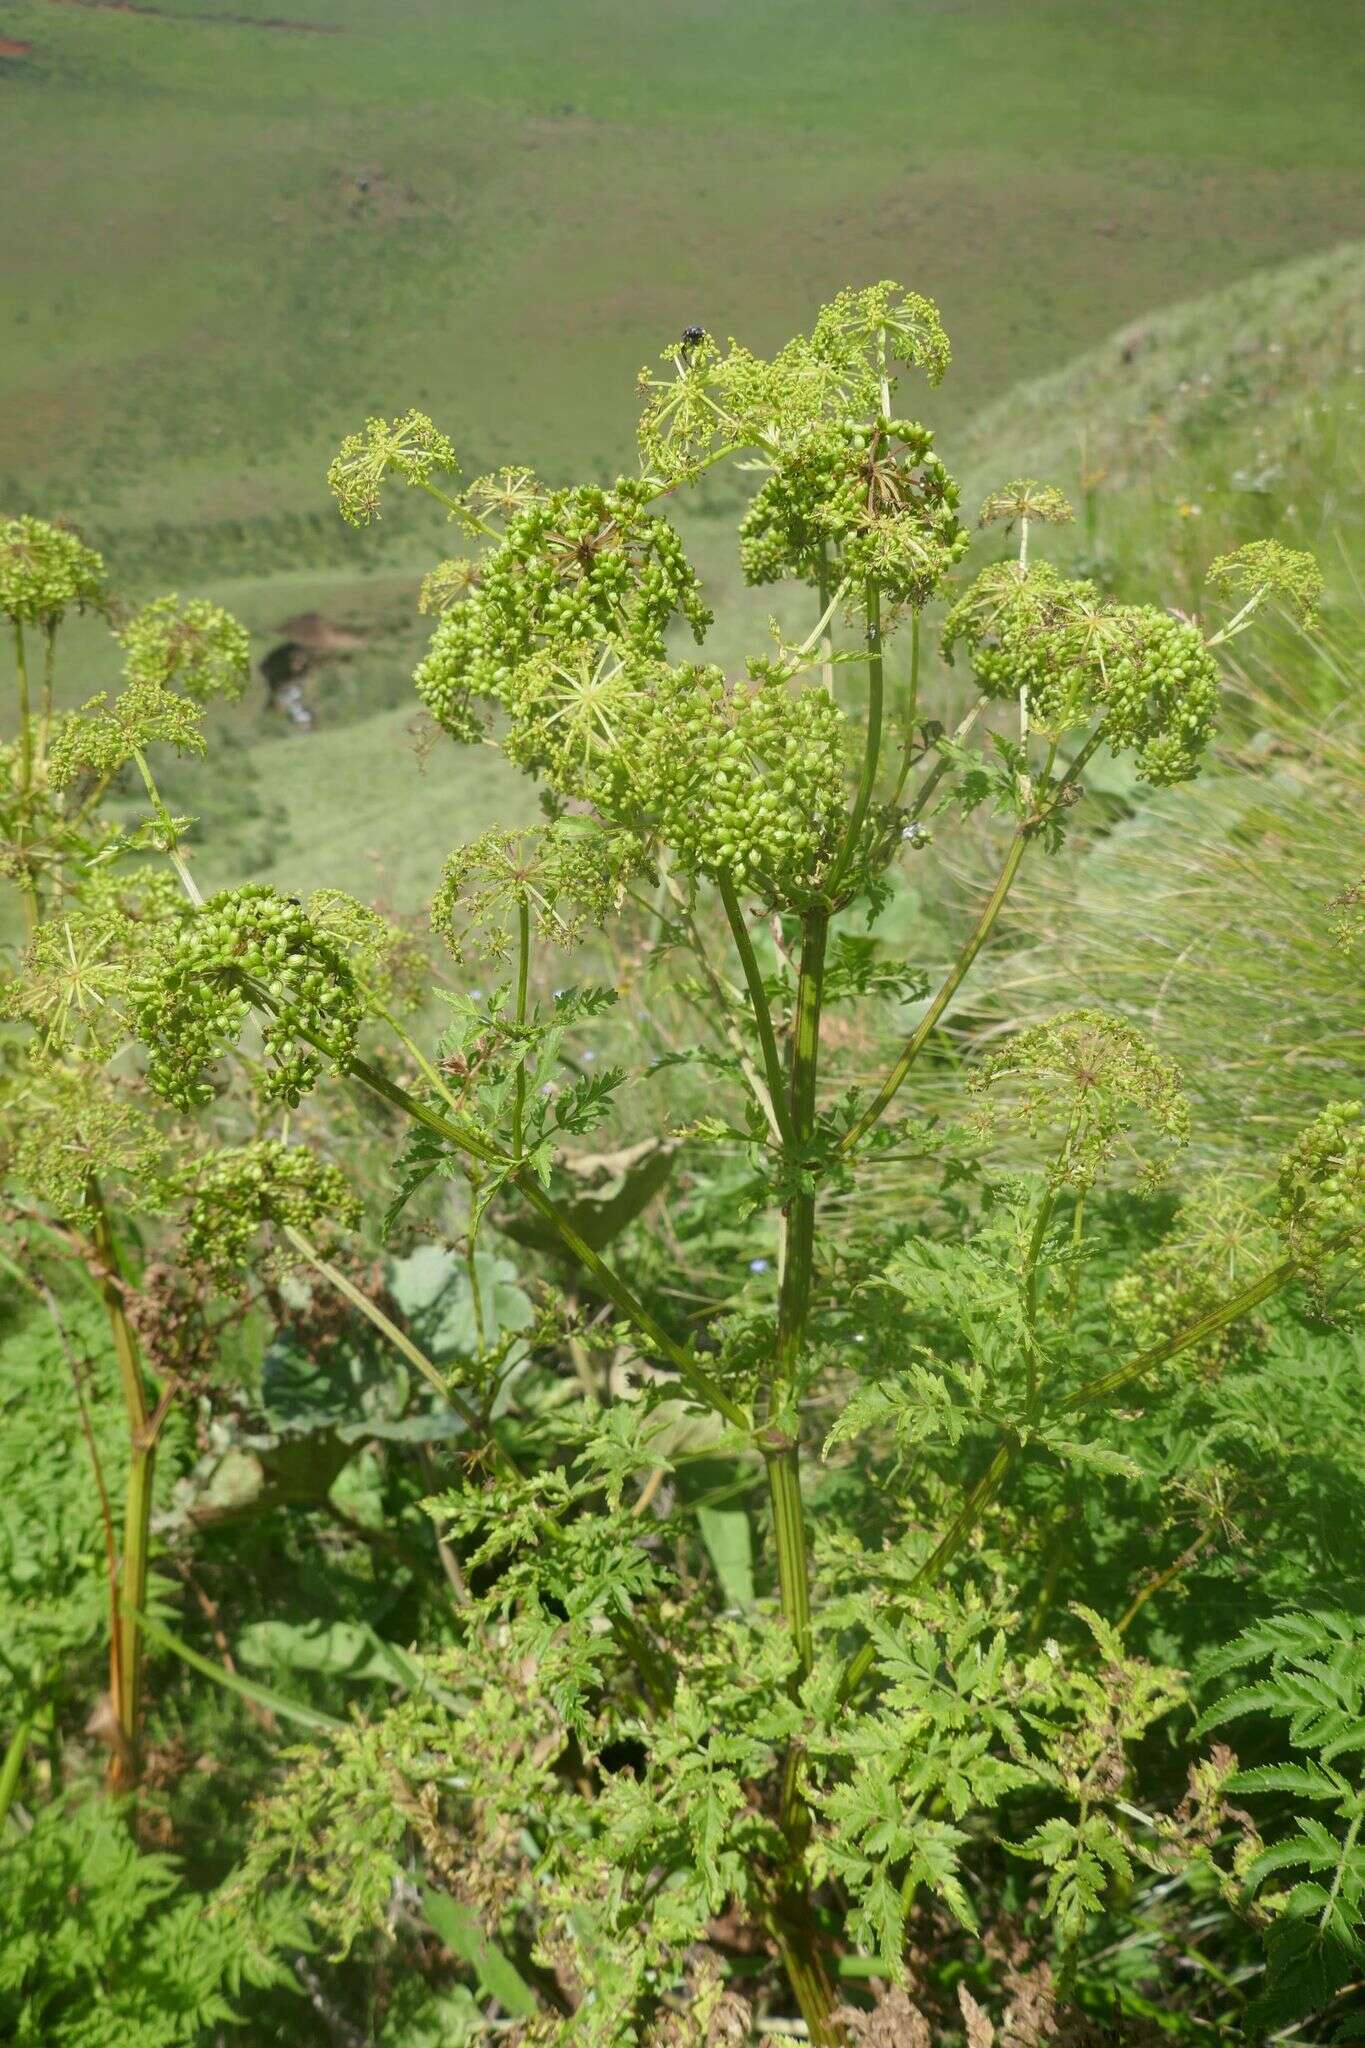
(237, 1618, 400, 1682)
(420, 1887, 537, 2017)
(697, 1503, 755, 1611)
(137, 1613, 345, 1734)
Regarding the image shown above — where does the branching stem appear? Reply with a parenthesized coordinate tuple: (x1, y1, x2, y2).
(824, 580, 884, 900)
(841, 727, 1102, 1152)
(718, 873, 795, 1147)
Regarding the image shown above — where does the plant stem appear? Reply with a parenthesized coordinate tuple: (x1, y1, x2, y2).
(815, 545, 836, 695)
(1060, 1256, 1298, 1412)
(1115, 1531, 1211, 1636)
(0, 1712, 33, 1826)
(718, 872, 794, 1146)
(282, 1224, 489, 1438)
(842, 729, 1102, 1153)
(824, 581, 884, 900)
(765, 1442, 813, 1674)
(762, 904, 838, 2037)
(88, 1181, 156, 1789)
(774, 909, 828, 1412)
(132, 747, 203, 906)
(513, 1171, 748, 1431)
(12, 619, 39, 936)
(36, 619, 57, 768)
(285, 1226, 675, 1705)
(271, 1010, 744, 1422)
(512, 896, 530, 1157)
(667, 876, 785, 1144)
(889, 609, 922, 803)
(842, 828, 1028, 1153)
(902, 693, 987, 819)
(13, 619, 32, 796)
(770, 1894, 845, 2047)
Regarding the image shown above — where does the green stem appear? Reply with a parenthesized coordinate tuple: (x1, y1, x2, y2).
(373, 1002, 472, 1130)
(759, 905, 835, 2026)
(665, 873, 786, 1144)
(133, 748, 203, 906)
(889, 609, 922, 803)
(513, 1172, 748, 1431)
(903, 693, 987, 821)
(775, 909, 828, 1405)
(513, 896, 530, 1158)
(842, 729, 1102, 1153)
(770, 1895, 846, 2047)
(1059, 1256, 1298, 1413)
(824, 580, 884, 899)
(36, 619, 57, 769)
(297, 1019, 724, 1424)
(717, 872, 794, 1146)
(0, 1713, 33, 1826)
(765, 1444, 813, 1675)
(11, 619, 38, 937)
(13, 619, 32, 796)
(815, 544, 836, 695)
(88, 1181, 156, 1789)
(282, 1224, 493, 1443)
(842, 828, 1028, 1153)
(285, 1224, 675, 1706)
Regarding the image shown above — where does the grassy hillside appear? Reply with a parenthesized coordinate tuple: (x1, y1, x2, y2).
(3, 0, 1364, 586)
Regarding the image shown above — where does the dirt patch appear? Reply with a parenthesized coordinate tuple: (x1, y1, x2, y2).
(48, 0, 342, 32)
(0, 36, 33, 54)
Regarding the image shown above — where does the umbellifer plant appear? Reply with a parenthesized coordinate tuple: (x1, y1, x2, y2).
(5, 286, 1361, 2042)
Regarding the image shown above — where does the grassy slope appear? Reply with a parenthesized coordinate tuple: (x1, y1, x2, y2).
(4, 0, 1364, 546)
(3, 3, 1363, 911)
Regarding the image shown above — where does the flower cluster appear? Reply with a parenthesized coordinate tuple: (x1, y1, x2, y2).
(1109, 1173, 1274, 1373)
(1207, 540, 1324, 629)
(327, 410, 458, 526)
(1276, 1100, 1364, 1289)
(969, 1009, 1190, 1189)
(943, 564, 1220, 783)
(305, 889, 427, 1010)
(636, 282, 950, 483)
(1331, 878, 1363, 957)
(740, 416, 968, 605)
(1092, 606, 1220, 785)
(47, 592, 251, 789)
(809, 281, 951, 394)
(0, 515, 106, 626)
(2, 880, 180, 1053)
(46, 682, 206, 788)
(977, 478, 1076, 532)
(943, 560, 1083, 702)
(418, 556, 482, 615)
(3, 1059, 163, 1219)
(496, 642, 653, 804)
(178, 1140, 361, 1283)
(135, 885, 362, 1108)
(412, 479, 710, 742)
(625, 663, 848, 904)
(432, 823, 640, 964)
(119, 596, 251, 703)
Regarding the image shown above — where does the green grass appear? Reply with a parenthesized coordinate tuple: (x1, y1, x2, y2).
(4, 0, 1364, 571)
(4, 4, 1363, 917)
